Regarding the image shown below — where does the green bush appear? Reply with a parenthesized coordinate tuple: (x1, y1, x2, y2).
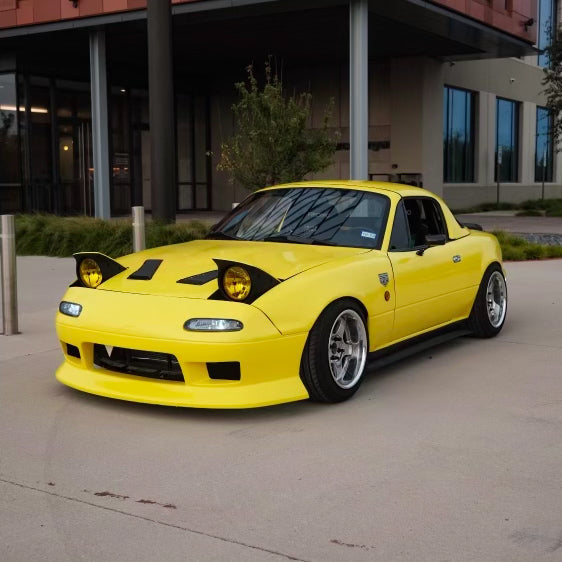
(546, 245, 562, 258)
(519, 198, 562, 216)
(515, 209, 543, 217)
(15, 214, 210, 258)
(492, 230, 562, 261)
(453, 198, 562, 216)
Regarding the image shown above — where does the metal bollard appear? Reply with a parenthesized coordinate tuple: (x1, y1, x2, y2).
(132, 206, 146, 253)
(1, 215, 18, 335)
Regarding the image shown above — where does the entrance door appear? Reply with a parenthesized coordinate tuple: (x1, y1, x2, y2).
(59, 120, 94, 215)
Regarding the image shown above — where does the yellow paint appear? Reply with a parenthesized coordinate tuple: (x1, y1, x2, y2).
(55, 181, 503, 408)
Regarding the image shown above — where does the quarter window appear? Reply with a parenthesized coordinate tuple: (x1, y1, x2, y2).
(389, 202, 412, 251)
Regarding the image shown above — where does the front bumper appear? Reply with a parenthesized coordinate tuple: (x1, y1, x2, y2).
(55, 287, 309, 408)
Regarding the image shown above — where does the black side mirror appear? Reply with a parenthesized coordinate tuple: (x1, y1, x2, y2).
(416, 233, 447, 256)
(425, 233, 447, 246)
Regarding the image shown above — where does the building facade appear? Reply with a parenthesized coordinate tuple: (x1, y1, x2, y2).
(0, 0, 559, 217)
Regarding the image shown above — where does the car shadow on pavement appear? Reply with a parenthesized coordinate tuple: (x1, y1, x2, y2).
(55, 335, 476, 422)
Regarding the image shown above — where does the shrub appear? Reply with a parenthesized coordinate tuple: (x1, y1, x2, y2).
(15, 214, 210, 258)
(492, 230, 562, 261)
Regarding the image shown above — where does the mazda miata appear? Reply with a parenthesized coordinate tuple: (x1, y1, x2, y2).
(55, 181, 507, 408)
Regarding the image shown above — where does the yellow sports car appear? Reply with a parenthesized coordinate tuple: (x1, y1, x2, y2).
(55, 181, 507, 408)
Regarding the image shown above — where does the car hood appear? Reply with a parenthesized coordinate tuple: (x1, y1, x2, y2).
(97, 239, 371, 299)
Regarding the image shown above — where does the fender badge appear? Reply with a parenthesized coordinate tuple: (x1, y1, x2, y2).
(378, 273, 389, 287)
(453, 255, 462, 263)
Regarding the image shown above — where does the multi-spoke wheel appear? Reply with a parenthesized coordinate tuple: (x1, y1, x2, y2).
(300, 300, 369, 403)
(468, 264, 508, 338)
(328, 310, 367, 389)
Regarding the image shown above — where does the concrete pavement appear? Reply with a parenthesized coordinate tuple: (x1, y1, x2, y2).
(1, 257, 561, 561)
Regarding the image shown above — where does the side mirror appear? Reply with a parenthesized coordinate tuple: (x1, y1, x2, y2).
(425, 233, 447, 246)
(416, 233, 446, 256)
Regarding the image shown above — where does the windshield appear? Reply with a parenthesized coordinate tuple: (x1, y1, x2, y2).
(209, 188, 390, 249)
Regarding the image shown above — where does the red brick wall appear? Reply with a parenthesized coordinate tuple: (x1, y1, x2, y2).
(431, 0, 537, 43)
(0, 0, 202, 28)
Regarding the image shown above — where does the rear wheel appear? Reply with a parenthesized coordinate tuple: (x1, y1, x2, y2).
(300, 300, 368, 403)
(468, 264, 507, 338)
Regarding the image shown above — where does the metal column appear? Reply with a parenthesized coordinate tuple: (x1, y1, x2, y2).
(132, 206, 146, 253)
(147, 0, 177, 223)
(349, 0, 369, 180)
(1, 215, 18, 335)
(89, 30, 111, 219)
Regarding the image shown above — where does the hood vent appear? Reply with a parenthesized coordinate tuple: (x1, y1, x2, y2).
(128, 259, 163, 280)
(177, 270, 218, 285)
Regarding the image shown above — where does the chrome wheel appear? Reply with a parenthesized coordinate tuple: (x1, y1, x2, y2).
(328, 310, 367, 389)
(486, 271, 507, 328)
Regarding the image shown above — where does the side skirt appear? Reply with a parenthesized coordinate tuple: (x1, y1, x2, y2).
(367, 322, 471, 372)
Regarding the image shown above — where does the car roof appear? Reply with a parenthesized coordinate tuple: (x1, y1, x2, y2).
(262, 180, 429, 199)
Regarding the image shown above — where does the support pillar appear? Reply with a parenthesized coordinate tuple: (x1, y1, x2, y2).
(349, 0, 369, 180)
(147, 0, 177, 222)
(89, 30, 111, 219)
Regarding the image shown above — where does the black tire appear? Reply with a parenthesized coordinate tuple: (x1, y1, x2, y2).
(467, 264, 507, 338)
(300, 299, 369, 403)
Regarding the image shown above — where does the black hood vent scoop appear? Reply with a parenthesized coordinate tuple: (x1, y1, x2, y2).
(177, 270, 218, 285)
(128, 259, 163, 280)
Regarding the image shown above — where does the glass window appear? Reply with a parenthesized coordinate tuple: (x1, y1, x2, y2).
(211, 188, 390, 249)
(176, 95, 210, 211)
(0, 73, 21, 212)
(389, 201, 412, 251)
(495, 98, 520, 182)
(403, 198, 447, 247)
(536, 106, 554, 182)
(443, 86, 475, 183)
(538, 0, 557, 67)
(0, 73, 20, 184)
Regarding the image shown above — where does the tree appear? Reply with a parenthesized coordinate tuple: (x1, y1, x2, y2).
(218, 61, 338, 191)
(542, 27, 562, 147)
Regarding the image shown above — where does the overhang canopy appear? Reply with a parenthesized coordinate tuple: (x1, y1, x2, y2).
(0, 0, 536, 70)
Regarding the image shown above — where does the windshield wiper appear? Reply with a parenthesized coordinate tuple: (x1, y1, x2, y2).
(205, 231, 238, 240)
(260, 234, 337, 246)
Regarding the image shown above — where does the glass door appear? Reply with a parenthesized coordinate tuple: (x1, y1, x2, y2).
(59, 120, 93, 215)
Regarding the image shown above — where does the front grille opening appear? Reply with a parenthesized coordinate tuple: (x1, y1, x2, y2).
(93, 344, 184, 382)
(207, 362, 241, 381)
(66, 343, 81, 359)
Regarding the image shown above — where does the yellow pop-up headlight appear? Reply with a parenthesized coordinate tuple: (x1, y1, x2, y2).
(79, 258, 103, 288)
(223, 266, 251, 301)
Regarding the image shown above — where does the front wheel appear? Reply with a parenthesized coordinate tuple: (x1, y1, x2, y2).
(468, 264, 507, 338)
(300, 300, 368, 403)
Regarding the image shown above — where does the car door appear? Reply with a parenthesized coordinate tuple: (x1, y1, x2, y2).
(387, 197, 474, 342)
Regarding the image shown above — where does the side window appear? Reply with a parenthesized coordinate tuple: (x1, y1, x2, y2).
(420, 199, 447, 237)
(403, 198, 448, 247)
(389, 201, 412, 251)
